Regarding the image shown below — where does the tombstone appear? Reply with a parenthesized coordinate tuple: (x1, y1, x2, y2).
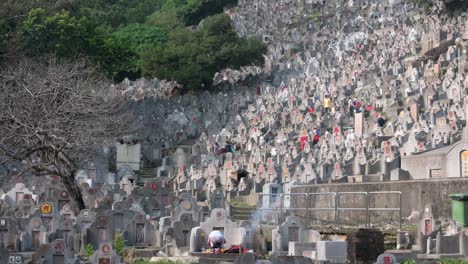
(89, 242, 121, 264)
(316, 241, 348, 263)
(124, 213, 158, 247)
(31, 239, 74, 264)
(190, 208, 252, 252)
(272, 216, 320, 255)
(0, 218, 19, 251)
(119, 177, 133, 195)
(3, 183, 36, 208)
(23, 217, 48, 251)
(0, 248, 12, 264)
(116, 142, 141, 171)
(56, 218, 74, 249)
(76, 209, 96, 231)
(36, 201, 60, 234)
(376, 253, 398, 264)
(461, 150, 468, 178)
(261, 184, 282, 209)
(171, 194, 202, 223)
(210, 189, 225, 210)
(86, 214, 115, 249)
(419, 204, 441, 237)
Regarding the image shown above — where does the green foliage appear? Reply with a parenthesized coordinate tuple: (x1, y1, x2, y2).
(177, 0, 238, 26)
(113, 232, 126, 256)
(309, 11, 321, 22)
(112, 24, 168, 54)
(141, 13, 267, 91)
(0, 0, 80, 57)
(147, 9, 184, 30)
(20, 8, 96, 57)
(79, 0, 165, 28)
(85, 243, 94, 257)
(1, 0, 265, 91)
(439, 260, 468, 264)
(103, 24, 168, 80)
(400, 260, 468, 264)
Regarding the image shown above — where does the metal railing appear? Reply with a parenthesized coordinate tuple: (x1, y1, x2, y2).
(367, 191, 402, 229)
(337, 192, 369, 227)
(307, 192, 337, 226)
(257, 191, 402, 228)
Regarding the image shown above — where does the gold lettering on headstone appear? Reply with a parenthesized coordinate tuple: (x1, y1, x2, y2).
(461, 150, 468, 177)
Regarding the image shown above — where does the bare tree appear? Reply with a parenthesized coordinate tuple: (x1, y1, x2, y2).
(0, 57, 135, 211)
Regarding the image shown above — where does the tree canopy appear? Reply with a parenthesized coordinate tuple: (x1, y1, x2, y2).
(0, 57, 134, 210)
(0, 0, 264, 91)
(141, 14, 266, 91)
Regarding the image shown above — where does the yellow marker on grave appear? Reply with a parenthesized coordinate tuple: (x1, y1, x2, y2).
(41, 203, 52, 214)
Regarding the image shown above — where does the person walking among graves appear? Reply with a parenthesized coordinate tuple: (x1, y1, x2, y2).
(312, 133, 320, 146)
(324, 95, 332, 114)
(348, 98, 355, 118)
(312, 128, 320, 146)
(215, 143, 236, 155)
(354, 97, 362, 113)
(376, 114, 386, 128)
(313, 128, 320, 137)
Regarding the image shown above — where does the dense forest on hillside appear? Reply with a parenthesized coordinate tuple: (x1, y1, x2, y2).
(0, 0, 266, 91)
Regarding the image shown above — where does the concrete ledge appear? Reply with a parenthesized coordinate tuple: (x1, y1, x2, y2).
(292, 178, 468, 224)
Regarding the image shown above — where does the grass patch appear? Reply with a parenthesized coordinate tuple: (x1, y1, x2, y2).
(230, 198, 253, 208)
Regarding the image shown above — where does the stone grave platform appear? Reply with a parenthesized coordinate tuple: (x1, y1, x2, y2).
(190, 252, 241, 263)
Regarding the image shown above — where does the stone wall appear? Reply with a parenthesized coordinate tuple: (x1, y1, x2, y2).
(292, 178, 468, 226)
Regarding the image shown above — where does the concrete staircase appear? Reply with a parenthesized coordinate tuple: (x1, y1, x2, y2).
(136, 168, 155, 186)
(230, 205, 257, 222)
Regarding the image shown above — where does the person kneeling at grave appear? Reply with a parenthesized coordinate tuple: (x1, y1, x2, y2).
(208, 230, 226, 250)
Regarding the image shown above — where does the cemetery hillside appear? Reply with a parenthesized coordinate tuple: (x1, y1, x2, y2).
(3, 0, 468, 264)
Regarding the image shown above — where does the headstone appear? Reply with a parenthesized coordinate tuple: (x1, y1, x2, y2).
(316, 241, 347, 263)
(355, 112, 364, 138)
(376, 253, 398, 264)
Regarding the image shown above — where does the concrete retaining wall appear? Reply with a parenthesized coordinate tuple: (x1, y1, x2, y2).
(291, 178, 468, 226)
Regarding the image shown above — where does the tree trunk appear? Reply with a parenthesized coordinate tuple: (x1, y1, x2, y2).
(60, 171, 85, 212)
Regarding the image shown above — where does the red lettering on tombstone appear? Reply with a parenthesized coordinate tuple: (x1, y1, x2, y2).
(300, 136, 309, 151)
(383, 255, 392, 264)
(54, 242, 63, 253)
(425, 219, 432, 235)
(333, 127, 340, 136)
(99, 258, 110, 264)
(385, 146, 391, 157)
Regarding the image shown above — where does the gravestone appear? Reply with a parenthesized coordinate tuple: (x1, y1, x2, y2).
(376, 253, 398, 264)
(31, 239, 74, 264)
(90, 242, 121, 264)
(190, 208, 252, 252)
(272, 216, 320, 255)
(3, 183, 35, 208)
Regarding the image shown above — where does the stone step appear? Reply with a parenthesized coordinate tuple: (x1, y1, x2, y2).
(138, 171, 155, 178)
(231, 211, 254, 217)
(231, 207, 257, 213)
(232, 216, 251, 221)
(134, 248, 159, 258)
(230, 206, 257, 222)
(192, 252, 240, 264)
